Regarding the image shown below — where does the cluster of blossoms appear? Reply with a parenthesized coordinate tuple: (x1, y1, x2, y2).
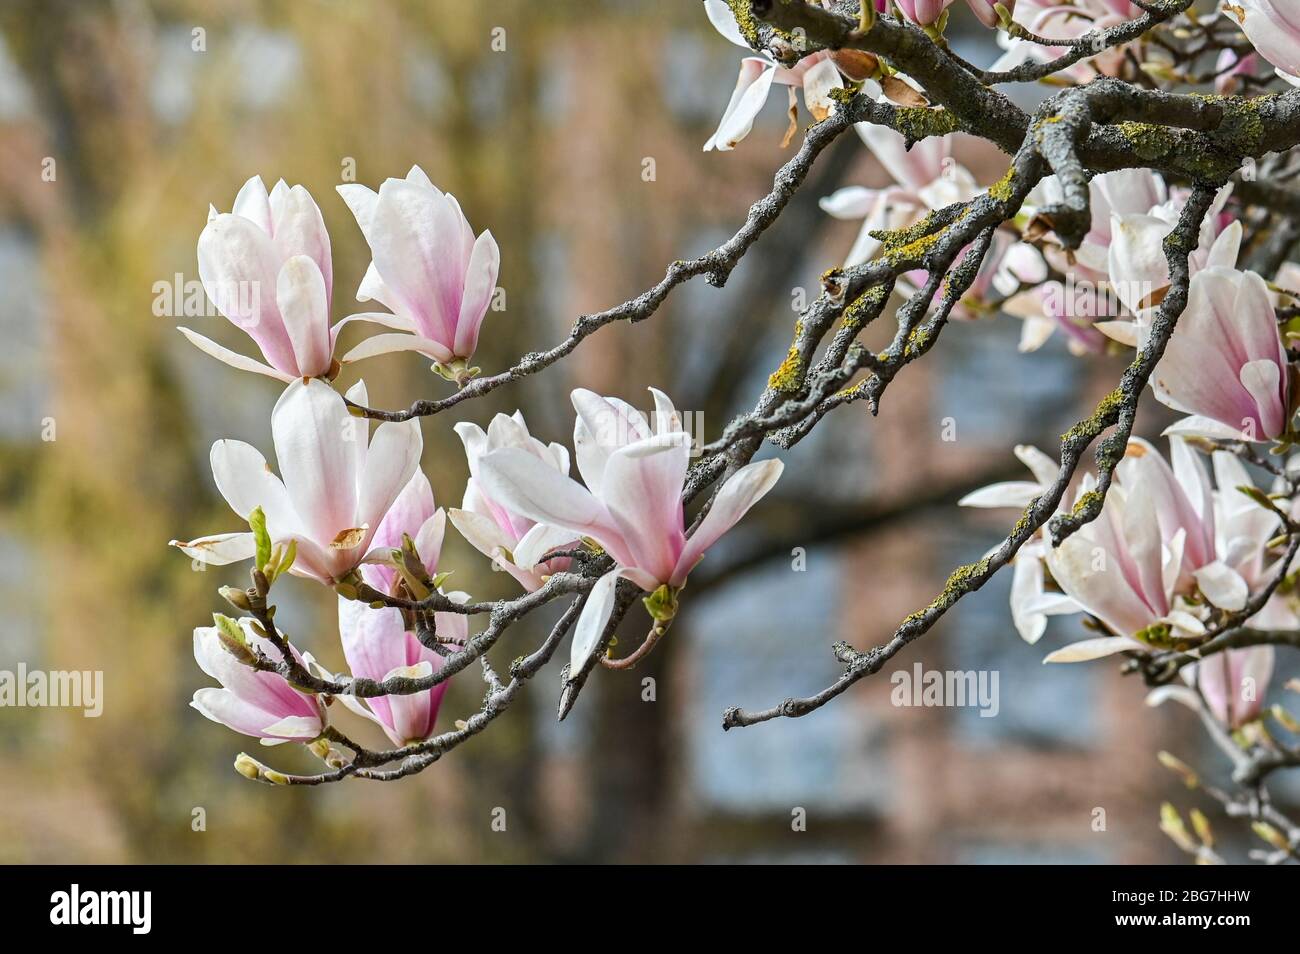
(173, 169, 782, 755)
(701, 0, 1300, 740)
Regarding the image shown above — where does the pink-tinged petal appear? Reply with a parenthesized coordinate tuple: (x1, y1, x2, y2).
(1193, 561, 1249, 611)
(854, 122, 949, 192)
(338, 597, 442, 744)
(170, 531, 257, 565)
(1204, 220, 1242, 270)
(476, 447, 630, 563)
(1048, 535, 1157, 638)
(355, 417, 424, 544)
(1234, 1, 1300, 78)
(704, 58, 776, 153)
(192, 688, 292, 739)
(1042, 635, 1147, 663)
(197, 213, 296, 374)
(1108, 213, 1172, 313)
(209, 438, 297, 536)
(268, 184, 332, 305)
(369, 180, 470, 348)
(231, 176, 272, 233)
(571, 389, 651, 491)
(340, 331, 455, 366)
(271, 379, 360, 549)
(958, 481, 1043, 509)
(1154, 268, 1287, 440)
(648, 387, 682, 436)
(176, 326, 293, 382)
(413, 508, 447, 578)
(453, 230, 499, 360)
(1240, 359, 1285, 439)
(569, 568, 625, 678)
(672, 458, 783, 586)
(602, 434, 691, 583)
(1162, 415, 1256, 442)
(370, 470, 436, 554)
(276, 255, 333, 377)
(448, 506, 515, 558)
(512, 522, 578, 571)
(330, 311, 417, 348)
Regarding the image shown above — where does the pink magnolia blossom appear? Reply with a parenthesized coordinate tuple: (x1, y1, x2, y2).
(1228, 1, 1300, 82)
(336, 165, 500, 379)
(475, 388, 783, 674)
(171, 378, 423, 584)
(1029, 438, 1290, 663)
(191, 618, 324, 743)
(703, 0, 848, 152)
(336, 470, 462, 746)
(449, 411, 576, 592)
(185, 176, 340, 382)
(1154, 267, 1292, 443)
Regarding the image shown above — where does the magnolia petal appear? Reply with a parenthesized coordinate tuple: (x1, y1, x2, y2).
(569, 568, 624, 679)
(170, 531, 257, 565)
(1194, 560, 1249, 612)
(176, 327, 293, 382)
(1043, 636, 1146, 663)
(672, 458, 784, 586)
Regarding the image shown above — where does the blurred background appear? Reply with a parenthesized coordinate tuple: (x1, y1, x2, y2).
(0, 0, 1295, 864)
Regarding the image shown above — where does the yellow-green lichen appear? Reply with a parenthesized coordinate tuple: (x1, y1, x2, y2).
(892, 107, 960, 142)
(987, 166, 1018, 204)
(1060, 386, 1125, 445)
(767, 319, 806, 393)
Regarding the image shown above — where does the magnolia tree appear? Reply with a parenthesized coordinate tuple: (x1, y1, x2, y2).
(169, 0, 1300, 862)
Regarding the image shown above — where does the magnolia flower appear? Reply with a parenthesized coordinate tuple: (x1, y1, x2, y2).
(1039, 438, 1289, 662)
(1041, 470, 1206, 662)
(336, 165, 500, 380)
(476, 388, 783, 675)
(821, 124, 977, 267)
(336, 470, 462, 746)
(703, 0, 849, 152)
(171, 378, 423, 585)
(449, 411, 576, 592)
(191, 618, 324, 743)
(1227, 1, 1300, 82)
(184, 176, 341, 382)
(1154, 267, 1292, 443)
(1147, 645, 1275, 729)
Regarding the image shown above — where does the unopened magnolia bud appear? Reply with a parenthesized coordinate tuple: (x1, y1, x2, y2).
(1190, 809, 1213, 848)
(219, 585, 253, 612)
(308, 738, 331, 760)
(234, 753, 262, 780)
(263, 769, 291, 786)
(335, 581, 360, 601)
